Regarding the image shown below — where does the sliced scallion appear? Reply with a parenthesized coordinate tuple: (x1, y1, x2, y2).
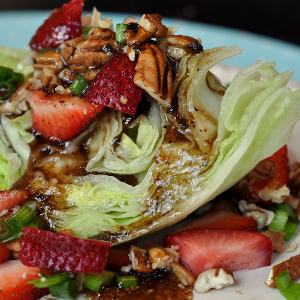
(117, 275, 139, 289)
(69, 74, 88, 96)
(84, 271, 115, 292)
(49, 279, 78, 300)
(268, 209, 289, 233)
(115, 23, 128, 44)
(284, 221, 299, 241)
(276, 271, 300, 300)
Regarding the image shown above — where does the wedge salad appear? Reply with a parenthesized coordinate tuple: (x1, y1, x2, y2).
(1, 0, 300, 299)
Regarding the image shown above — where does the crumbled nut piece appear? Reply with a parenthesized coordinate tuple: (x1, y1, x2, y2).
(258, 185, 290, 204)
(265, 254, 300, 287)
(129, 245, 154, 273)
(84, 69, 99, 82)
(148, 247, 179, 270)
(0, 78, 42, 114)
(5, 239, 20, 252)
(58, 229, 74, 236)
(58, 68, 76, 83)
(166, 35, 203, 56)
(40, 67, 62, 93)
(123, 16, 139, 24)
(171, 262, 196, 287)
(34, 50, 64, 71)
(262, 231, 285, 253)
(239, 200, 275, 229)
(125, 14, 168, 46)
(81, 8, 113, 30)
(284, 241, 298, 252)
(194, 268, 235, 294)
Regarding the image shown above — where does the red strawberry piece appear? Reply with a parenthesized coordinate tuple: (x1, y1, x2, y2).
(174, 210, 258, 233)
(19, 227, 111, 275)
(0, 259, 49, 300)
(29, 0, 84, 51)
(85, 50, 143, 115)
(106, 246, 131, 269)
(164, 228, 273, 276)
(0, 189, 27, 214)
(0, 241, 12, 264)
(30, 90, 103, 141)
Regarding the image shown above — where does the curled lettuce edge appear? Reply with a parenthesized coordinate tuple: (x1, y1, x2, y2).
(106, 53, 300, 242)
(0, 110, 34, 189)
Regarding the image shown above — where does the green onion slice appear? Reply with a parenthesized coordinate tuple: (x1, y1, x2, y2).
(115, 23, 128, 44)
(69, 74, 89, 96)
(268, 209, 289, 232)
(84, 271, 116, 292)
(276, 271, 300, 300)
(117, 275, 139, 289)
(49, 279, 78, 300)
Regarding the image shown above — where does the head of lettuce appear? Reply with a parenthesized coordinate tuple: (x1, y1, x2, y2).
(1, 44, 300, 245)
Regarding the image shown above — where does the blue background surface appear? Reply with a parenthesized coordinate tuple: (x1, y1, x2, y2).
(1, 11, 300, 82)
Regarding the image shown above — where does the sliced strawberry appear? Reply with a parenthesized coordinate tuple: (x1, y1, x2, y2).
(29, 0, 84, 51)
(164, 229, 273, 276)
(0, 259, 48, 300)
(0, 189, 27, 214)
(232, 145, 289, 205)
(19, 227, 110, 274)
(106, 246, 131, 269)
(85, 50, 143, 115)
(0, 241, 12, 263)
(174, 210, 258, 233)
(30, 90, 103, 141)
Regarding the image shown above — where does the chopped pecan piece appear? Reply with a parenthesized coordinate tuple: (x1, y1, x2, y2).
(166, 35, 203, 56)
(265, 254, 300, 287)
(262, 231, 285, 253)
(171, 262, 196, 287)
(34, 50, 65, 71)
(40, 67, 62, 93)
(148, 247, 179, 270)
(134, 43, 172, 106)
(125, 14, 168, 45)
(129, 246, 154, 273)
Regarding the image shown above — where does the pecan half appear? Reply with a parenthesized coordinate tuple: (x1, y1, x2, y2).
(134, 43, 172, 106)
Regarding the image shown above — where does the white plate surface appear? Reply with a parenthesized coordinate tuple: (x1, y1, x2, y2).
(1, 11, 300, 300)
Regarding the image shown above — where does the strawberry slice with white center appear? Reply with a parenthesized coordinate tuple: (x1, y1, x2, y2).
(30, 90, 103, 141)
(164, 228, 273, 276)
(0, 260, 48, 300)
(85, 50, 144, 115)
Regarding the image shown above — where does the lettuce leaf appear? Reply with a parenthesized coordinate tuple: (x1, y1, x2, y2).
(0, 46, 34, 78)
(86, 99, 165, 175)
(0, 110, 34, 190)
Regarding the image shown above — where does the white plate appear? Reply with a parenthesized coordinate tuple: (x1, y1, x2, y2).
(1, 11, 300, 300)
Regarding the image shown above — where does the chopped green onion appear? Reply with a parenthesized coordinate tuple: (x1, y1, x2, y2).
(268, 209, 289, 232)
(115, 23, 128, 44)
(0, 219, 12, 240)
(284, 220, 299, 241)
(0, 205, 36, 243)
(276, 271, 300, 300)
(271, 203, 298, 221)
(8, 205, 36, 227)
(27, 273, 70, 288)
(117, 275, 139, 289)
(82, 26, 97, 39)
(84, 271, 115, 292)
(69, 74, 88, 96)
(0, 66, 24, 100)
(49, 279, 78, 300)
